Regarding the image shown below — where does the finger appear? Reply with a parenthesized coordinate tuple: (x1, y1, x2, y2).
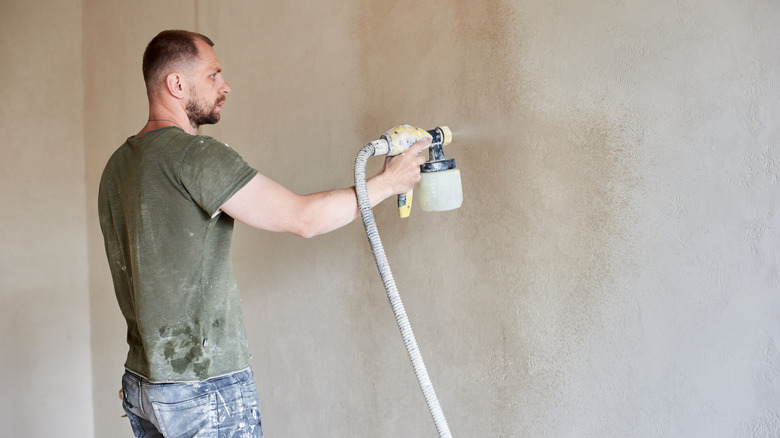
(407, 137, 431, 156)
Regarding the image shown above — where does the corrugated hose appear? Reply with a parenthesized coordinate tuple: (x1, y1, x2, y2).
(354, 141, 453, 438)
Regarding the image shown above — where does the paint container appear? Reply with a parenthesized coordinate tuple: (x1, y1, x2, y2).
(418, 140, 463, 212)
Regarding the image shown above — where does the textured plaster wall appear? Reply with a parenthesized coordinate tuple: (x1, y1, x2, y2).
(76, 0, 779, 437)
(0, 0, 93, 437)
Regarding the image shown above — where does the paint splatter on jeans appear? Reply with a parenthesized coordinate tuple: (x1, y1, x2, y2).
(121, 368, 262, 437)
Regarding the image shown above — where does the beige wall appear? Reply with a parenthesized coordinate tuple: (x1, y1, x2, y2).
(0, 0, 94, 436)
(1, 0, 778, 437)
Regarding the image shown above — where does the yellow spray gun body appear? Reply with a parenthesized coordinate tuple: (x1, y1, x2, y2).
(378, 125, 456, 217)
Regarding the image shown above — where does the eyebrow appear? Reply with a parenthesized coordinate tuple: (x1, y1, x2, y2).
(204, 61, 221, 73)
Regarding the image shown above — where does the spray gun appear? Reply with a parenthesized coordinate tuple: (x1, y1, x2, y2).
(369, 125, 463, 217)
(354, 125, 457, 438)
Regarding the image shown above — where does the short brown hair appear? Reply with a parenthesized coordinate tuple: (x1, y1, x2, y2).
(142, 30, 214, 90)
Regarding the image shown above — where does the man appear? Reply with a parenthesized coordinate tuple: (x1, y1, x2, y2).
(98, 29, 429, 438)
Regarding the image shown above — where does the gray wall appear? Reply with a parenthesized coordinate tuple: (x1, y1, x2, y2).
(2, 0, 779, 437)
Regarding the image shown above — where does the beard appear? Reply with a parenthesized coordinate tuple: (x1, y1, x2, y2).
(185, 90, 224, 128)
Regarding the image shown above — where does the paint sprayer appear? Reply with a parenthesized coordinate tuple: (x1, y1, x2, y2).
(370, 125, 462, 217)
(354, 125, 461, 438)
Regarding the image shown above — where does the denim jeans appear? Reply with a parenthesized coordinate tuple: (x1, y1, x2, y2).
(121, 368, 263, 438)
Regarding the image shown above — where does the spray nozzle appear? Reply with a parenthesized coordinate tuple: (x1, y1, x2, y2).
(427, 126, 453, 152)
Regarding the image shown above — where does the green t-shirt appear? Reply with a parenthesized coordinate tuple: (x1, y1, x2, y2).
(98, 127, 258, 383)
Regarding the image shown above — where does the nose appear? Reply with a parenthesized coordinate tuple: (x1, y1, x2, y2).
(220, 77, 232, 94)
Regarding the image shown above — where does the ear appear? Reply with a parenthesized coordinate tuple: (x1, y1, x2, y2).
(165, 72, 187, 99)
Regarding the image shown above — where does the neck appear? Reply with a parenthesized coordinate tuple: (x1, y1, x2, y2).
(147, 118, 186, 131)
(138, 103, 196, 136)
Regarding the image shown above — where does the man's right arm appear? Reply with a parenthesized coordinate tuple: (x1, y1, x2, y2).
(220, 138, 430, 238)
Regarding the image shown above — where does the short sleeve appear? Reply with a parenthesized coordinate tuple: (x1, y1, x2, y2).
(179, 136, 258, 216)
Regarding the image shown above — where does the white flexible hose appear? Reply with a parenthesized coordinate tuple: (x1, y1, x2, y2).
(354, 142, 453, 438)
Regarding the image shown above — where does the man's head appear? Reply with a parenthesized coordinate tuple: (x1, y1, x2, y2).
(142, 30, 231, 128)
(143, 30, 213, 92)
